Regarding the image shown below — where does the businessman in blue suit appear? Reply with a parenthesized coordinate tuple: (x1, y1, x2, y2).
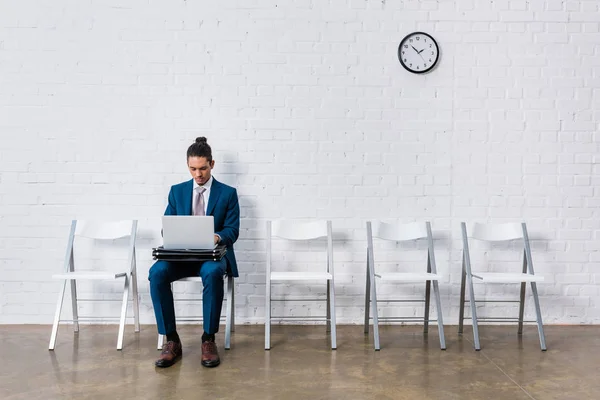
(150, 137, 239, 368)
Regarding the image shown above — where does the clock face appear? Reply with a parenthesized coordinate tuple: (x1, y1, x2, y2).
(398, 32, 439, 74)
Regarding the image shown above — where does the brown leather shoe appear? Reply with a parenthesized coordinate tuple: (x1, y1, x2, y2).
(155, 341, 182, 368)
(201, 340, 220, 368)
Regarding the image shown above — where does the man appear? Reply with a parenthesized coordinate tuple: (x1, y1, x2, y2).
(149, 137, 239, 368)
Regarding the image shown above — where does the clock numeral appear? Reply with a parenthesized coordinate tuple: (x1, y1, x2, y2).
(417, 66, 420, 69)
(409, 63, 412, 67)
(431, 51, 434, 55)
(424, 64, 427, 67)
(416, 36, 420, 41)
(430, 44, 432, 48)
(409, 38, 413, 42)
(404, 45, 408, 48)
(402, 51, 405, 54)
(404, 58, 407, 62)
(429, 59, 432, 62)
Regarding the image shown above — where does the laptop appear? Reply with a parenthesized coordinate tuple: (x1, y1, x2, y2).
(162, 216, 216, 250)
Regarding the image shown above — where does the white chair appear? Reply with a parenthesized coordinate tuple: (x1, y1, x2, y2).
(265, 220, 336, 350)
(156, 274, 235, 350)
(49, 220, 140, 351)
(459, 222, 546, 351)
(364, 221, 446, 350)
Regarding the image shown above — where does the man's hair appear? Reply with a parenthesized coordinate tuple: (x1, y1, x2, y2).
(187, 137, 213, 162)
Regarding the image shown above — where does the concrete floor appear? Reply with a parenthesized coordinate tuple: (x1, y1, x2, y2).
(0, 324, 597, 400)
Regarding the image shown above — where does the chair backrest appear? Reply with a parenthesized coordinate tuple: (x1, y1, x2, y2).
(266, 219, 333, 274)
(270, 220, 329, 241)
(461, 222, 535, 275)
(367, 221, 438, 275)
(467, 222, 523, 242)
(75, 220, 136, 240)
(64, 220, 138, 273)
(370, 221, 428, 242)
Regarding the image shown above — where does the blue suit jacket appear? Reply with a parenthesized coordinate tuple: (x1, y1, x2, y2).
(164, 178, 240, 277)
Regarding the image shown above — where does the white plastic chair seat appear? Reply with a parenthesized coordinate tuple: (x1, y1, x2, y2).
(176, 276, 202, 282)
(270, 271, 332, 281)
(52, 271, 127, 280)
(377, 272, 442, 282)
(471, 272, 544, 283)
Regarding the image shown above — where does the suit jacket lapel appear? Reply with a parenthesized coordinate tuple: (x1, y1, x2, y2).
(183, 179, 193, 216)
(207, 178, 221, 216)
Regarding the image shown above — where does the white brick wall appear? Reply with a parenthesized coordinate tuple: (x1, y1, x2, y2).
(1, 0, 598, 325)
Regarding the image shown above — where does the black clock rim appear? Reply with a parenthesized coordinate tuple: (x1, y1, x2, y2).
(398, 31, 439, 74)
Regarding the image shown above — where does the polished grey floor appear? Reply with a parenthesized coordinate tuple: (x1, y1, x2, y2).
(1, 324, 597, 399)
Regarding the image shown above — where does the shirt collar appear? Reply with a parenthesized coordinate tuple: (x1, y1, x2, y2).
(193, 175, 213, 192)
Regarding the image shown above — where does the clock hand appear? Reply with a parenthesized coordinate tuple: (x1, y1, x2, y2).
(411, 45, 419, 53)
(418, 48, 425, 54)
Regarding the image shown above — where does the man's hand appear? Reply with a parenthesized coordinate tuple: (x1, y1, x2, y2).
(214, 234, 220, 245)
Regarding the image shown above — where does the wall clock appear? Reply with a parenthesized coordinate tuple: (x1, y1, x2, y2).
(398, 32, 439, 74)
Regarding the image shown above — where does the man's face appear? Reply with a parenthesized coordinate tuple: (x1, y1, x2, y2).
(188, 156, 214, 186)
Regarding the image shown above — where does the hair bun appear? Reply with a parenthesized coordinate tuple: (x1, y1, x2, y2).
(195, 136, 207, 144)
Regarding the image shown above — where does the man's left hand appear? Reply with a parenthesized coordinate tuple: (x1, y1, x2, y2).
(214, 235, 220, 245)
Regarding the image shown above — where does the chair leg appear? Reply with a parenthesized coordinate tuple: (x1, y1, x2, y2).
(131, 271, 141, 333)
(364, 262, 370, 334)
(328, 279, 337, 350)
(70, 280, 79, 333)
(530, 282, 547, 351)
(468, 277, 481, 351)
(231, 278, 235, 333)
(225, 276, 233, 350)
(265, 280, 271, 350)
(432, 280, 446, 350)
(116, 276, 130, 351)
(366, 246, 380, 350)
(371, 276, 380, 351)
(424, 280, 431, 334)
(458, 258, 467, 335)
(518, 281, 526, 335)
(518, 253, 527, 335)
(326, 282, 331, 333)
(49, 280, 68, 350)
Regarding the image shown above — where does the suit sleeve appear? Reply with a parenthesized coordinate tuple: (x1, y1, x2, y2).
(215, 189, 240, 246)
(164, 186, 177, 216)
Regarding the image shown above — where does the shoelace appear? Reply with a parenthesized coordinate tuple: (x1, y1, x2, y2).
(202, 341, 217, 353)
(162, 342, 177, 355)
